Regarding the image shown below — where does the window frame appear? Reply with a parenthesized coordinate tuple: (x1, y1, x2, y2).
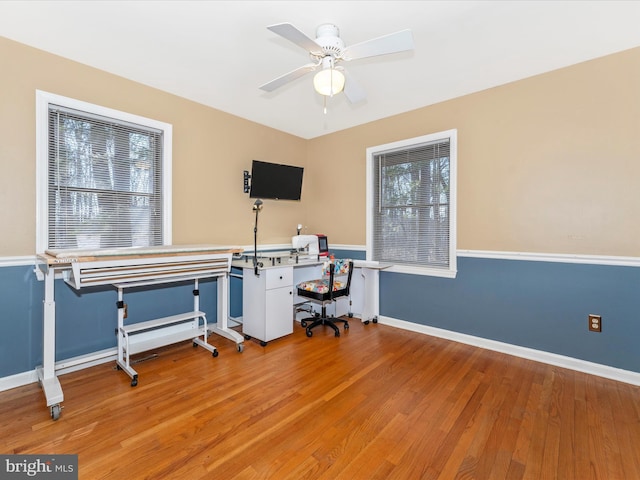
(35, 90, 173, 253)
(366, 129, 457, 278)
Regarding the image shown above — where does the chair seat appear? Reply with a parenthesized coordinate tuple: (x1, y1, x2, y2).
(297, 279, 346, 294)
(297, 259, 354, 338)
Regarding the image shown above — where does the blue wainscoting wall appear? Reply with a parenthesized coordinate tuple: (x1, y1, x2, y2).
(1, 250, 639, 384)
(379, 256, 640, 373)
(0, 264, 43, 377)
(331, 249, 366, 262)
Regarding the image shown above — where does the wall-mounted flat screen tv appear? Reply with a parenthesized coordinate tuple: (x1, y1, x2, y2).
(249, 160, 304, 201)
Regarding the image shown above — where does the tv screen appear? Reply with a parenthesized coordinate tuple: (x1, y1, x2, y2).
(249, 160, 304, 200)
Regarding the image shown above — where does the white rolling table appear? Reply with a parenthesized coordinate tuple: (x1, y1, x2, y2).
(36, 244, 244, 420)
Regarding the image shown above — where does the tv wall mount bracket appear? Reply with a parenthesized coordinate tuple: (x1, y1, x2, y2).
(243, 170, 251, 194)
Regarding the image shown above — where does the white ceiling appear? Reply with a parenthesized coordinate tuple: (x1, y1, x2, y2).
(1, 1, 639, 139)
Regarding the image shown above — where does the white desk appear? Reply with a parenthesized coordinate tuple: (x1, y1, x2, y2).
(233, 255, 325, 345)
(36, 244, 243, 420)
(233, 255, 389, 344)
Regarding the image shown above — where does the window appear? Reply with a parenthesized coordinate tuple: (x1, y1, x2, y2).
(366, 130, 457, 278)
(36, 91, 172, 252)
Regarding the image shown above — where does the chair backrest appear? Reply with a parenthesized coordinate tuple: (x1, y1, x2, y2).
(326, 259, 353, 300)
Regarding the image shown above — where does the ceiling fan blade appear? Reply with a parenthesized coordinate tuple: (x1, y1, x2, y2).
(342, 69, 367, 104)
(267, 23, 323, 55)
(259, 63, 318, 92)
(342, 29, 414, 61)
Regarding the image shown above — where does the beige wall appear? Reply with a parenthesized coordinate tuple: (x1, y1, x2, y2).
(0, 36, 307, 256)
(2, 34, 639, 258)
(306, 47, 640, 256)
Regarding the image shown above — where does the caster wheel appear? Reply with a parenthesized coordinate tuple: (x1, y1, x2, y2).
(344, 322, 349, 330)
(373, 317, 378, 324)
(193, 341, 198, 348)
(301, 320, 307, 328)
(212, 349, 219, 357)
(50, 404, 61, 421)
(260, 341, 267, 347)
(364, 320, 370, 325)
(348, 312, 353, 318)
(244, 334, 251, 340)
(306, 329, 313, 337)
(131, 376, 138, 387)
(334, 330, 341, 337)
(237, 343, 244, 353)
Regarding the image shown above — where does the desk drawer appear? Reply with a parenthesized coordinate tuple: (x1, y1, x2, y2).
(265, 267, 293, 290)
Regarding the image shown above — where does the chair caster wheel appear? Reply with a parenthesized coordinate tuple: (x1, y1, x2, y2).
(212, 349, 219, 357)
(364, 320, 370, 325)
(301, 320, 307, 328)
(260, 341, 267, 347)
(306, 329, 313, 337)
(334, 330, 341, 337)
(131, 376, 138, 387)
(344, 322, 349, 330)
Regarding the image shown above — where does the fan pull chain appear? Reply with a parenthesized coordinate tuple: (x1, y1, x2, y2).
(323, 96, 327, 114)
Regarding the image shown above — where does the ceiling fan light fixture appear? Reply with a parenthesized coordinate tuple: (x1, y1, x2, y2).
(313, 68, 345, 96)
(262, 22, 414, 104)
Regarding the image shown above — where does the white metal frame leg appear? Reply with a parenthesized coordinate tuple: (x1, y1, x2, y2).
(191, 279, 217, 355)
(36, 265, 64, 420)
(115, 286, 139, 386)
(209, 272, 245, 352)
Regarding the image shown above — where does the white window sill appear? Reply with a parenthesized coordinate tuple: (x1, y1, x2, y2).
(383, 264, 457, 279)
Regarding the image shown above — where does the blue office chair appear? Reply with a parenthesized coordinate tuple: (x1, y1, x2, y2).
(296, 259, 353, 337)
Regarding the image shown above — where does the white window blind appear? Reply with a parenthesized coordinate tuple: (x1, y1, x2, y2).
(47, 104, 164, 250)
(368, 130, 456, 275)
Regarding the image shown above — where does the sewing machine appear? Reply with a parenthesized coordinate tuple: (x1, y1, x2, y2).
(291, 234, 328, 259)
(292, 235, 319, 257)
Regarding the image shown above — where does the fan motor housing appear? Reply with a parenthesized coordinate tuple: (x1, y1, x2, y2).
(315, 23, 344, 57)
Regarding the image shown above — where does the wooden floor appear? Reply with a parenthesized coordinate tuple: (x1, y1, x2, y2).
(1, 320, 640, 479)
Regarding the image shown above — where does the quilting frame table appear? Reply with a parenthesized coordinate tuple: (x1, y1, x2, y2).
(36, 244, 244, 420)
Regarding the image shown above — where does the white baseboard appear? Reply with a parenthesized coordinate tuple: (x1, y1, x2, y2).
(0, 348, 117, 393)
(0, 370, 39, 392)
(378, 316, 640, 386)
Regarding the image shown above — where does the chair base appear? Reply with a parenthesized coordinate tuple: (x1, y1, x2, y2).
(300, 306, 349, 337)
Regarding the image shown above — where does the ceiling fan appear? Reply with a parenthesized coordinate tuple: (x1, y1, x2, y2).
(259, 23, 415, 104)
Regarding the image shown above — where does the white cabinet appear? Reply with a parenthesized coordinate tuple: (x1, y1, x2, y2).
(242, 266, 294, 344)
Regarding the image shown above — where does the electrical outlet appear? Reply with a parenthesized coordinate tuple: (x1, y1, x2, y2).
(588, 314, 601, 332)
